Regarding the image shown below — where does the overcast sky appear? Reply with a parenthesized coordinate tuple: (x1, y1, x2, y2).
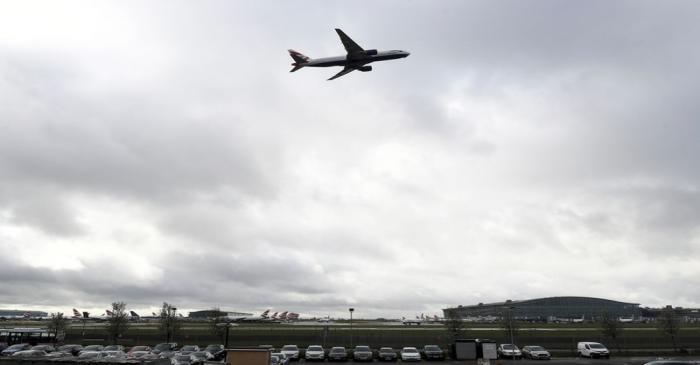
(1, 0, 699, 319)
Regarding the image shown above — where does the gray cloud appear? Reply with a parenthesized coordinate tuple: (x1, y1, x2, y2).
(1, 0, 700, 317)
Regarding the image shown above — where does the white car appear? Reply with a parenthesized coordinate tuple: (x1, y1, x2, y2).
(280, 345, 299, 360)
(305, 345, 325, 361)
(400, 347, 421, 362)
(522, 346, 551, 360)
(577, 342, 610, 358)
(270, 352, 289, 365)
(498, 344, 522, 359)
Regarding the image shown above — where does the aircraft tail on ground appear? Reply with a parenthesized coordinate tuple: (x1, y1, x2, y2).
(288, 49, 309, 72)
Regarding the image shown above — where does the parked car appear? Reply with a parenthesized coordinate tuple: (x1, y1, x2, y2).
(1, 343, 32, 356)
(12, 350, 47, 358)
(128, 346, 152, 356)
(270, 352, 289, 365)
(151, 342, 177, 355)
(400, 347, 421, 362)
(280, 345, 299, 360)
(179, 345, 200, 355)
(152, 343, 178, 356)
(423, 345, 445, 360)
(80, 345, 104, 354)
(643, 361, 700, 365)
(203, 344, 224, 359)
(304, 345, 325, 361)
(328, 347, 348, 362)
(189, 351, 210, 364)
(102, 350, 127, 359)
(46, 351, 75, 359)
(577, 342, 610, 358)
(353, 346, 373, 362)
(172, 354, 193, 365)
(498, 344, 522, 359)
(77, 351, 103, 360)
(31, 345, 55, 353)
(128, 351, 153, 359)
(57, 344, 83, 356)
(522, 346, 551, 360)
(103, 345, 125, 352)
(378, 347, 397, 362)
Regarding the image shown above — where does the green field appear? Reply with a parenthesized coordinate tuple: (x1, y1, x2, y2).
(3, 320, 699, 356)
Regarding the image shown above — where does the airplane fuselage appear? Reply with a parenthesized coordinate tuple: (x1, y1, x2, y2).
(305, 50, 410, 68)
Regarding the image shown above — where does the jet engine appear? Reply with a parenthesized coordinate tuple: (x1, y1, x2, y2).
(365, 49, 378, 56)
(358, 66, 373, 72)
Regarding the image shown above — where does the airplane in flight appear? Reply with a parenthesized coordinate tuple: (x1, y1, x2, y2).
(289, 28, 410, 80)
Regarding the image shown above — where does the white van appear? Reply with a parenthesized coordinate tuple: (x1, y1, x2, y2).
(577, 342, 610, 358)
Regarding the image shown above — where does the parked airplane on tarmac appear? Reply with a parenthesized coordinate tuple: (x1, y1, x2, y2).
(289, 28, 410, 80)
(219, 309, 271, 322)
(402, 316, 424, 325)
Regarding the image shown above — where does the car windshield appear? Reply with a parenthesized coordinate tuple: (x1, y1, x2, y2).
(503, 345, 516, 350)
(530, 346, 545, 351)
(104, 346, 119, 351)
(307, 346, 322, 351)
(84, 346, 102, 351)
(380, 348, 394, 352)
(205, 345, 222, 351)
(176, 355, 191, 361)
(131, 346, 149, 351)
(155, 344, 171, 350)
(182, 346, 196, 351)
(425, 346, 440, 350)
(282, 346, 297, 351)
(331, 348, 345, 353)
(79, 352, 100, 359)
(403, 349, 418, 353)
(355, 346, 370, 351)
(8, 345, 27, 350)
(589, 344, 606, 349)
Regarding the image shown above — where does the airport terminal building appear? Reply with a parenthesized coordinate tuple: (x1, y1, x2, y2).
(188, 309, 252, 319)
(443, 296, 641, 321)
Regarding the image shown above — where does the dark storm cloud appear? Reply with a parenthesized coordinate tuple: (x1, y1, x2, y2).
(1, 0, 700, 315)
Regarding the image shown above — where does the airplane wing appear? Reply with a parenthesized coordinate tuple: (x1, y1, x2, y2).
(335, 28, 364, 56)
(328, 66, 356, 80)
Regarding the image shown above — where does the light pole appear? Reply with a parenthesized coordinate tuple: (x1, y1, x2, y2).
(217, 323, 237, 348)
(508, 306, 516, 361)
(349, 308, 355, 347)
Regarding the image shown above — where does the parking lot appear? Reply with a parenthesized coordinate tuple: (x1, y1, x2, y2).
(272, 358, 699, 365)
(282, 358, 699, 364)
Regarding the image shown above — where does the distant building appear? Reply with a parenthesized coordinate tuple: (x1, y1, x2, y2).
(188, 310, 253, 319)
(0, 309, 49, 319)
(443, 296, 641, 321)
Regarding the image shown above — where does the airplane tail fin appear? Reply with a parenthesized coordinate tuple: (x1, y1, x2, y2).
(288, 49, 309, 72)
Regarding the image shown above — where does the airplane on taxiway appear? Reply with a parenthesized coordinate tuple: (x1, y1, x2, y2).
(289, 28, 410, 80)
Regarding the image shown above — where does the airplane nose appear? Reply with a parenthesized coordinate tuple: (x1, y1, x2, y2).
(404, 51, 411, 57)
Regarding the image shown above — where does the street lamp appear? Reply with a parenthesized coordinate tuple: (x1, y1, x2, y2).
(217, 323, 238, 348)
(349, 308, 355, 347)
(507, 306, 516, 361)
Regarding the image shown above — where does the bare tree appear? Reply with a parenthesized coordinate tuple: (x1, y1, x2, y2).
(208, 307, 227, 342)
(47, 312, 67, 343)
(600, 312, 623, 352)
(443, 311, 467, 342)
(159, 302, 181, 343)
(105, 302, 130, 344)
(657, 307, 681, 352)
